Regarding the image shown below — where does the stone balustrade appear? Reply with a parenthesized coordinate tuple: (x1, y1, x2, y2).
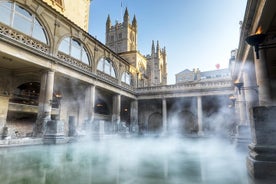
(0, 23, 49, 54)
(136, 78, 233, 94)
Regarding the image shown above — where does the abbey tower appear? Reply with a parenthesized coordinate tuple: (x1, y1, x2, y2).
(106, 8, 167, 87)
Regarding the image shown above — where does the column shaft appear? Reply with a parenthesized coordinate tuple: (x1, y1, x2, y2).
(112, 94, 121, 131)
(197, 96, 203, 135)
(162, 98, 167, 133)
(255, 50, 271, 105)
(34, 70, 55, 137)
(130, 100, 138, 131)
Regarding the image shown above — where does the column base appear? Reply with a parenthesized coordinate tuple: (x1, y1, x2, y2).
(247, 143, 276, 179)
(43, 120, 65, 144)
(234, 124, 251, 152)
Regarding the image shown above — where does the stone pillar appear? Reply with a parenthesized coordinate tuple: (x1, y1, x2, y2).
(197, 96, 203, 135)
(130, 100, 138, 133)
(34, 70, 55, 137)
(162, 98, 167, 134)
(247, 106, 276, 179)
(86, 85, 95, 126)
(243, 65, 259, 121)
(235, 82, 251, 151)
(254, 50, 271, 106)
(112, 94, 121, 132)
(238, 88, 247, 125)
(0, 95, 9, 139)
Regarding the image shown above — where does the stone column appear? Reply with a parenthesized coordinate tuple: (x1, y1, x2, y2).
(254, 50, 271, 106)
(0, 95, 9, 139)
(238, 88, 247, 125)
(130, 100, 138, 133)
(112, 94, 121, 132)
(235, 75, 251, 151)
(197, 96, 203, 135)
(86, 85, 95, 125)
(162, 98, 167, 134)
(34, 70, 55, 137)
(243, 64, 259, 121)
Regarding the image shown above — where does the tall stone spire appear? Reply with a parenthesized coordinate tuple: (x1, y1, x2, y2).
(151, 40, 155, 55)
(156, 40, 160, 56)
(106, 14, 111, 29)
(123, 7, 129, 24)
(132, 15, 137, 29)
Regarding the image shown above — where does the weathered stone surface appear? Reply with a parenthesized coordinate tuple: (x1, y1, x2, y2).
(247, 106, 276, 179)
(43, 120, 65, 144)
(250, 106, 276, 145)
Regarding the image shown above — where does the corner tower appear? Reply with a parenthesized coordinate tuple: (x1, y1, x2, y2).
(105, 8, 137, 53)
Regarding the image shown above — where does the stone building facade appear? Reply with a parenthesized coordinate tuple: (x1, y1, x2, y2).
(0, 0, 234, 142)
(175, 68, 231, 84)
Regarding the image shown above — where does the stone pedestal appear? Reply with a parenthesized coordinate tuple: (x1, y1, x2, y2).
(247, 106, 276, 179)
(234, 124, 251, 151)
(43, 119, 65, 144)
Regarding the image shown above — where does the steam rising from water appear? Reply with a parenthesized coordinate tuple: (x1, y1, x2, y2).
(0, 137, 249, 184)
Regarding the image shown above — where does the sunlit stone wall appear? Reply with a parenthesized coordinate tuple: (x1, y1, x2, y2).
(42, 0, 91, 31)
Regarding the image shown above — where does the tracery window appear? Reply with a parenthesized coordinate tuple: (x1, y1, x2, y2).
(121, 72, 131, 85)
(0, 1, 47, 44)
(58, 37, 90, 65)
(97, 58, 116, 78)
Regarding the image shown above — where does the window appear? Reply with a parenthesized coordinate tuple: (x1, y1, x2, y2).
(58, 37, 90, 65)
(97, 58, 116, 78)
(0, 1, 47, 44)
(121, 72, 131, 85)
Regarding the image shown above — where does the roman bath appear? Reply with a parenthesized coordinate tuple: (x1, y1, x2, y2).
(0, 0, 275, 183)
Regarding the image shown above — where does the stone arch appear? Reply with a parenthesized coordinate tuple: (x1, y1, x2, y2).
(0, 1, 50, 46)
(57, 36, 91, 65)
(148, 112, 162, 133)
(121, 71, 132, 85)
(96, 57, 118, 78)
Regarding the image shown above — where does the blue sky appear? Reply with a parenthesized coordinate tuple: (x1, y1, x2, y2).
(89, 0, 247, 84)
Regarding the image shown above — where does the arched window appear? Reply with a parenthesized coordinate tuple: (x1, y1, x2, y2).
(0, 1, 47, 44)
(121, 72, 132, 85)
(58, 37, 90, 65)
(97, 58, 116, 78)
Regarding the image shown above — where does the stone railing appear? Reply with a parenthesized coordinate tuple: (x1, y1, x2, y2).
(0, 23, 49, 54)
(96, 70, 119, 84)
(136, 79, 233, 94)
(121, 82, 134, 91)
(57, 52, 92, 73)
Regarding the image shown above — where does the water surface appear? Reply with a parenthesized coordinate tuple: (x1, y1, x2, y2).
(0, 137, 249, 184)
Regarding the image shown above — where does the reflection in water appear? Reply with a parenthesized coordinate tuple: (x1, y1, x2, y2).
(0, 137, 249, 184)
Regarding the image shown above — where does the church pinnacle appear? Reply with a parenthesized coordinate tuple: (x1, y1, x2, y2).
(123, 7, 129, 23)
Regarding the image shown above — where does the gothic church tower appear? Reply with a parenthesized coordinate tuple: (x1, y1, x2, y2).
(148, 41, 167, 86)
(106, 8, 137, 53)
(105, 8, 167, 87)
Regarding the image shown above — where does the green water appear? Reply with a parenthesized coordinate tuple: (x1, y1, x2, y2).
(0, 137, 249, 184)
